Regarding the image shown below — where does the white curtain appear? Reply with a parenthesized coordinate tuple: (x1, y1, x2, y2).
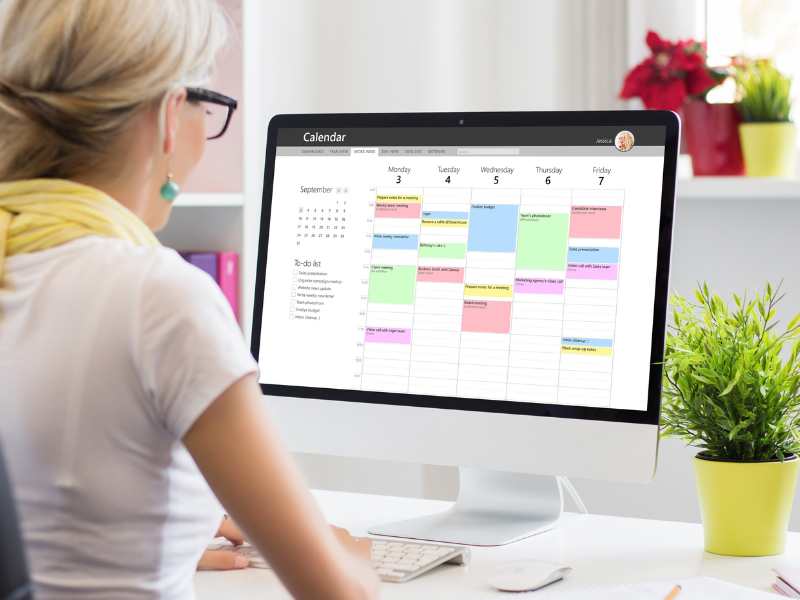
(257, 0, 631, 117)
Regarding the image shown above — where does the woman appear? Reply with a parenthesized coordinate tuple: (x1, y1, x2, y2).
(0, 1, 379, 599)
(614, 130, 635, 152)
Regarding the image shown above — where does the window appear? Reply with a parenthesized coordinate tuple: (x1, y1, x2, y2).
(705, 0, 800, 109)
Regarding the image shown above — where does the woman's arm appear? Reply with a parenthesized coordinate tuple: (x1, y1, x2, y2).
(184, 374, 380, 600)
(197, 517, 248, 571)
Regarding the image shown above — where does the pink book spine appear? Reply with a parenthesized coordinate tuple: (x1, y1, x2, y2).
(217, 252, 239, 319)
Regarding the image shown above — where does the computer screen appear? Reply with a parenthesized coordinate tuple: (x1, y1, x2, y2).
(253, 114, 675, 422)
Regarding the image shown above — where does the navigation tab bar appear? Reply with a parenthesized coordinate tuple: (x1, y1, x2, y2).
(276, 145, 664, 157)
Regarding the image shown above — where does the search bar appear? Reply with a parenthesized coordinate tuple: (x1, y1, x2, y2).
(456, 147, 520, 156)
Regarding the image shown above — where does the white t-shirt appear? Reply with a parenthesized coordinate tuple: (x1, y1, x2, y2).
(0, 236, 257, 600)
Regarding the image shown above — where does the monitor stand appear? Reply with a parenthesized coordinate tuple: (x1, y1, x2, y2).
(367, 467, 562, 546)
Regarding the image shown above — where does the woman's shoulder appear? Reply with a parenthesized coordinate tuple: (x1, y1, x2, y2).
(140, 244, 225, 304)
(62, 236, 223, 303)
(111, 239, 224, 303)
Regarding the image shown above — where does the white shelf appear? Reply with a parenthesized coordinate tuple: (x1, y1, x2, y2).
(678, 177, 800, 200)
(173, 193, 244, 208)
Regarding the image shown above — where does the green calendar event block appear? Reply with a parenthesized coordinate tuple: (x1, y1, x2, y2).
(368, 265, 417, 304)
(516, 212, 569, 270)
(418, 242, 467, 259)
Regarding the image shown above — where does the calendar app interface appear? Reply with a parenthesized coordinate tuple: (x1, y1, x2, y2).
(259, 125, 666, 410)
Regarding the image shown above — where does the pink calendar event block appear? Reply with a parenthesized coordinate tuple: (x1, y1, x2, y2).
(416, 266, 464, 283)
(365, 327, 412, 344)
(569, 205, 622, 238)
(461, 300, 512, 334)
(567, 263, 619, 280)
(514, 278, 564, 294)
(375, 202, 421, 218)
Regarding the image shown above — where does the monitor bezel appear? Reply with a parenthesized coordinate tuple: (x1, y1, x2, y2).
(251, 110, 679, 426)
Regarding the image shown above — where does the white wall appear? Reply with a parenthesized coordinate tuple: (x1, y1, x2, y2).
(249, 1, 800, 530)
(573, 196, 800, 528)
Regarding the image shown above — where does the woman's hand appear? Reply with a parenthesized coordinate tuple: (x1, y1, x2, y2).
(331, 526, 371, 561)
(218, 515, 246, 546)
(197, 516, 249, 571)
(196, 520, 370, 572)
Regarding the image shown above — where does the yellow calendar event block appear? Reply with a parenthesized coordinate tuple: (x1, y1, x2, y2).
(376, 194, 422, 204)
(421, 219, 468, 227)
(561, 345, 612, 356)
(463, 284, 513, 298)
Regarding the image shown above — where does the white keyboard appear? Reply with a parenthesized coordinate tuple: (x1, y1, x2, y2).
(370, 539, 469, 583)
(215, 539, 470, 584)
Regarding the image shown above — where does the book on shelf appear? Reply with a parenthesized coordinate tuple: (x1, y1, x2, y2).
(180, 251, 239, 320)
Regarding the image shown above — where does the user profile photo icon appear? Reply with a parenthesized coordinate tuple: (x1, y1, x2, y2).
(614, 130, 635, 152)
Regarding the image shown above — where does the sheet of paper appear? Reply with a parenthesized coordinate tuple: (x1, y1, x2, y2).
(560, 576, 776, 599)
(774, 568, 800, 596)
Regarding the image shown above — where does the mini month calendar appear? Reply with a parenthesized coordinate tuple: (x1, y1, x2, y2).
(296, 187, 348, 245)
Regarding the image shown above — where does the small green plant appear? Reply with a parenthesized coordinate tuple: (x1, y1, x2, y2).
(735, 59, 793, 122)
(661, 283, 800, 461)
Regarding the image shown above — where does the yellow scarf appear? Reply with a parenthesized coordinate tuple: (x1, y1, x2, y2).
(0, 179, 160, 282)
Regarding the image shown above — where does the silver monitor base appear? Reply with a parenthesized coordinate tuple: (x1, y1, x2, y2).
(368, 467, 563, 546)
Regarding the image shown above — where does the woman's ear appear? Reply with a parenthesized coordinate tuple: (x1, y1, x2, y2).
(162, 89, 188, 155)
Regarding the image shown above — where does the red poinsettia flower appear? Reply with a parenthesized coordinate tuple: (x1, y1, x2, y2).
(685, 67, 718, 96)
(620, 30, 722, 110)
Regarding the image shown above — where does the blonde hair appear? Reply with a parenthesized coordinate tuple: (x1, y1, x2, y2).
(0, 0, 228, 182)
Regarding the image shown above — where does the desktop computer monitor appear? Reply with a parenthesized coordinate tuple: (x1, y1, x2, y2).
(251, 111, 679, 546)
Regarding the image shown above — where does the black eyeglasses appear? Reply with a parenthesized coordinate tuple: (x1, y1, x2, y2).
(186, 87, 238, 140)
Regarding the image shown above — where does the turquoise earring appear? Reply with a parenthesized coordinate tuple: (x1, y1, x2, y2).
(160, 172, 181, 202)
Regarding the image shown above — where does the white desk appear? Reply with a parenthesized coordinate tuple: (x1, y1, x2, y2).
(195, 490, 796, 598)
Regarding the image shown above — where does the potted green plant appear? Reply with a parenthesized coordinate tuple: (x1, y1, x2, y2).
(661, 282, 800, 556)
(736, 59, 795, 176)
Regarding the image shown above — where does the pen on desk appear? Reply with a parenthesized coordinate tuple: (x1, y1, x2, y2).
(663, 584, 682, 600)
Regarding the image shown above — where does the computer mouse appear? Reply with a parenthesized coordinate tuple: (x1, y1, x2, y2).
(487, 560, 572, 592)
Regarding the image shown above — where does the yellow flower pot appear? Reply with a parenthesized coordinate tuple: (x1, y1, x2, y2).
(738, 122, 796, 177)
(694, 453, 799, 556)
